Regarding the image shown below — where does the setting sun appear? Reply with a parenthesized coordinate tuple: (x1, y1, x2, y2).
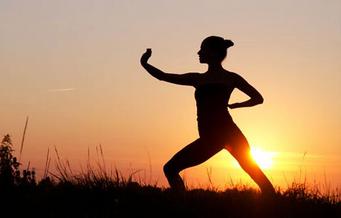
(250, 147, 276, 170)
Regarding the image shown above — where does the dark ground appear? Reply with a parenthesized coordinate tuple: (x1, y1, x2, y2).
(1, 181, 340, 218)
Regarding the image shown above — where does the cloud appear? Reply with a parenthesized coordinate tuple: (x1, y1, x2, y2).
(47, 88, 76, 92)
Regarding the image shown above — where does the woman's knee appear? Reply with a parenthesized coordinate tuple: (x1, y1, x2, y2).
(163, 161, 178, 177)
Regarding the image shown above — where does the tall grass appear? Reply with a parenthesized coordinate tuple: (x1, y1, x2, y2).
(0, 134, 340, 218)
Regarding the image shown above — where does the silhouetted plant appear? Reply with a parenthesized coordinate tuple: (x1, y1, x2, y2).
(0, 134, 36, 189)
(0, 134, 20, 188)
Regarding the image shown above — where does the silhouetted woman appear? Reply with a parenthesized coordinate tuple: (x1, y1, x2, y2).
(140, 36, 275, 195)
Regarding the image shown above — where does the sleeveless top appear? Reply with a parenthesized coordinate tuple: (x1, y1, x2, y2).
(194, 83, 235, 137)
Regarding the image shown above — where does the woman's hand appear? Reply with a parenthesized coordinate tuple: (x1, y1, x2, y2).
(140, 48, 152, 66)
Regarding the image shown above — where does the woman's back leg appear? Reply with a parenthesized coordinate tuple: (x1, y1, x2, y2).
(227, 127, 275, 195)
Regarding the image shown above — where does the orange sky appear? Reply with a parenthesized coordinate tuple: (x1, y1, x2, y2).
(0, 0, 340, 190)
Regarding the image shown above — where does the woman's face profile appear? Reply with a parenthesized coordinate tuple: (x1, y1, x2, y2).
(198, 43, 213, 64)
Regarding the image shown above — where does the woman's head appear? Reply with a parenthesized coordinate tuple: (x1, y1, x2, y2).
(198, 36, 234, 64)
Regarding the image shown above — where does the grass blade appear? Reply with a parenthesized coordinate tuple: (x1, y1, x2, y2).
(19, 116, 29, 162)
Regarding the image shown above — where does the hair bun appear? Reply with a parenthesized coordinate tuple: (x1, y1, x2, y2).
(224, 39, 234, 48)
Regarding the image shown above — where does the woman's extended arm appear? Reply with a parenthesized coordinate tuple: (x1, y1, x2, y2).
(228, 74, 264, 109)
(140, 48, 199, 86)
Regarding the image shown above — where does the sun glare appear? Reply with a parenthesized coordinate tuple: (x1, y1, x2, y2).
(250, 147, 276, 170)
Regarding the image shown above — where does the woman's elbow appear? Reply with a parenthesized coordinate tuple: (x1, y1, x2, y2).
(257, 95, 264, 104)
(253, 94, 263, 105)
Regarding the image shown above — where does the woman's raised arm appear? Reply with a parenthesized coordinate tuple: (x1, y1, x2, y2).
(140, 48, 199, 86)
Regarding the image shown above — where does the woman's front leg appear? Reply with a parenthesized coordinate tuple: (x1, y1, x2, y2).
(163, 137, 223, 191)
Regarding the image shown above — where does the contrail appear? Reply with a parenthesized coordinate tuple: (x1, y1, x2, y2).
(47, 88, 76, 92)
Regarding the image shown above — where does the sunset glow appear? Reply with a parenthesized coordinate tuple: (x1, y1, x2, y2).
(0, 0, 340, 189)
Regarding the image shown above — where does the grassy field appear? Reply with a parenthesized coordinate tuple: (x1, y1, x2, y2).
(1, 177, 340, 218)
(1, 134, 340, 218)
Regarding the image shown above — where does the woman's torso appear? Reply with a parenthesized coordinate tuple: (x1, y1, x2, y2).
(194, 71, 237, 137)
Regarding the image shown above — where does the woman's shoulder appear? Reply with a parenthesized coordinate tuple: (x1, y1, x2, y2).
(223, 70, 240, 77)
(221, 70, 244, 83)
